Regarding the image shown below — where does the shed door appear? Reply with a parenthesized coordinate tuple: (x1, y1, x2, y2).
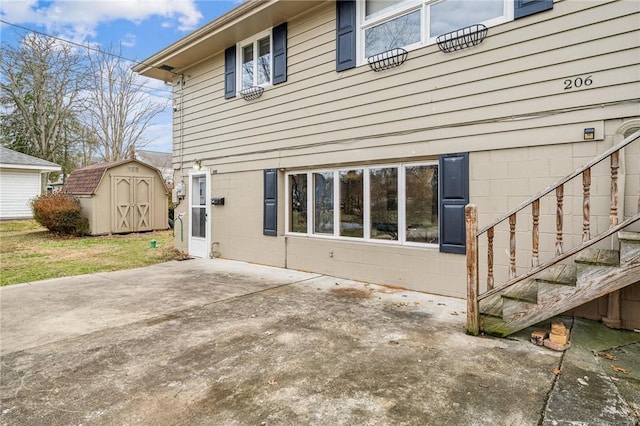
(114, 177, 133, 233)
(134, 177, 152, 232)
(113, 176, 154, 233)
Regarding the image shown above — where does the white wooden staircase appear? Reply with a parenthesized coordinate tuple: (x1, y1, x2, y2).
(466, 131, 640, 336)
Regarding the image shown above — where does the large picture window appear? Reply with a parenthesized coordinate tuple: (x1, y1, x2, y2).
(405, 164, 438, 243)
(340, 169, 364, 237)
(286, 162, 439, 246)
(359, 0, 512, 59)
(314, 172, 334, 235)
(289, 173, 307, 233)
(370, 167, 398, 241)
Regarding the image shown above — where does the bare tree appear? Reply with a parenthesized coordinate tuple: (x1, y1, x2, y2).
(0, 34, 88, 186)
(83, 45, 168, 162)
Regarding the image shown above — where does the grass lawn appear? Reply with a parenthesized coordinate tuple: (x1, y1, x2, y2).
(0, 220, 180, 286)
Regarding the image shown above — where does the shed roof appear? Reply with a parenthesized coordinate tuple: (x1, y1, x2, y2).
(63, 159, 166, 195)
(0, 146, 61, 171)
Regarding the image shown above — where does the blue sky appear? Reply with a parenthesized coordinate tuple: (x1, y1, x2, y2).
(0, 0, 240, 153)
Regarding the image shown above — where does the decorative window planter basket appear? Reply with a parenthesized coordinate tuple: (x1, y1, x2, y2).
(240, 86, 264, 101)
(367, 48, 408, 72)
(436, 24, 488, 53)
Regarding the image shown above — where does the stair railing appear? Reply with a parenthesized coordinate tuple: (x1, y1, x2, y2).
(466, 130, 640, 335)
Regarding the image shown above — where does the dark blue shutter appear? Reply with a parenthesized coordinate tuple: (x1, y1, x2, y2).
(336, 0, 356, 72)
(515, 0, 553, 19)
(224, 46, 236, 99)
(272, 22, 287, 85)
(264, 169, 278, 236)
(439, 153, 469, 254)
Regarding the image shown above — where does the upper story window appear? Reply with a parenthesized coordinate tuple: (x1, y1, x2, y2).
(225, 22, 287, 99)
(239, 31, 272, 90)
(359, 0, 513, 59)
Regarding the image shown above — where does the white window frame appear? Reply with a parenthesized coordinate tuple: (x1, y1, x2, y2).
(357, 0, 513, 66)
(284, 160, 439, 248)
(236, 29, 273, 93)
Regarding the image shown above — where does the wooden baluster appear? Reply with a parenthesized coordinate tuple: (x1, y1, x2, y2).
(556, 184, 564, 255)
(583, 168, 591, 242)
(610, 151, 619, 227)
(605, 151, 622, 329)
(487, 227, 494, 290)
(532, 199, 540, 268)
(509, 213, 517, 280)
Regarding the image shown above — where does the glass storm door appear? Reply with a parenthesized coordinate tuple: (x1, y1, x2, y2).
(188, 171, 210, 258)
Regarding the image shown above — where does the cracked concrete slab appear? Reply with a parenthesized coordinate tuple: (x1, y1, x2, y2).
(542, 318, 640, 425)
(1, 259, 638, 425)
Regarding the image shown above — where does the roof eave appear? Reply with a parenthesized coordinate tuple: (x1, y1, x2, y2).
(0, 164, 62, 172)
(133, 0, 269, 80)
(134, 0, 326, 81)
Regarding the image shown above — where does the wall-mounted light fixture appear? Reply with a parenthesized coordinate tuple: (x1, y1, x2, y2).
(583, 128, 595, 140)
(193, 159, 202, 171)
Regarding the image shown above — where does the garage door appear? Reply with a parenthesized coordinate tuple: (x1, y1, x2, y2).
(0, 170, 41, 219)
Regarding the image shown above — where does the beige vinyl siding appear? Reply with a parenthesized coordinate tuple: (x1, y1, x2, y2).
(167, 0, 638, 296)
(172, 0, 638, 173)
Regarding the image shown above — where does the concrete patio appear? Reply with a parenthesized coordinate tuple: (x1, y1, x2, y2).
(1, 259, 638, 425)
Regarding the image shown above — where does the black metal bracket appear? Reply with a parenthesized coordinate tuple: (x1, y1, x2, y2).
(367, 48, 408, 72)
(239, 86, 264, 101)
(436, 24, 488, 53)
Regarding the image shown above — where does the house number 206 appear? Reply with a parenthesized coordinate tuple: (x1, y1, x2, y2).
(564, 75, 593, 90)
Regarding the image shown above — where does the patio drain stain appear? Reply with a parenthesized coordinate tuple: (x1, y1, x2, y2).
(329, 287, 372, 299)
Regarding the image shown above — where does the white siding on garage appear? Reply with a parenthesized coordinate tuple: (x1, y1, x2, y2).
(0, 169, 41, 219)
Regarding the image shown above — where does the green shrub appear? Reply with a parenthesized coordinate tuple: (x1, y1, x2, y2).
(31, 192, 89, 236)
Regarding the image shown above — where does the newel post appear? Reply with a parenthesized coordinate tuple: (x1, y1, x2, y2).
(466, 204, 479, 336)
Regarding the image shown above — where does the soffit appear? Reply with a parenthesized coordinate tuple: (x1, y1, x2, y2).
(135, 0, 327, 82)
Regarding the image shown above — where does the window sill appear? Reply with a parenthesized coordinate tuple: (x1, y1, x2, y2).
(284, 232, 439, 249)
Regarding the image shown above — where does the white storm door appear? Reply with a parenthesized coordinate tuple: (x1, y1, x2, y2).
(188, 171, 211, 258)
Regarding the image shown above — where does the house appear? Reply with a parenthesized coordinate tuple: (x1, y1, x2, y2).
(62, 159, 169, 235)
(135, 0, 640, 332)
(0, 146, 61, 220)
(135, 149, 173, 185)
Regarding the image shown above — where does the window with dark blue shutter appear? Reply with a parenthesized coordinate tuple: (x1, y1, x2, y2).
(264, 169, 278, 236)
(224, 46, 236, 99)
(439, 153, 469, 254)
(272, 22, 287, 85)
(515, 0, 553, 19)
(336, 0, 356, 72)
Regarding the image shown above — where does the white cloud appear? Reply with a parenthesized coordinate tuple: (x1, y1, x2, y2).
(120, 33, 136, 48)
(0, 0, 203, 42)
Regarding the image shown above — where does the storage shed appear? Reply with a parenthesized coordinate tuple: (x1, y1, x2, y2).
(0, 146, 61, 220)
(63, 159, 169, 235)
